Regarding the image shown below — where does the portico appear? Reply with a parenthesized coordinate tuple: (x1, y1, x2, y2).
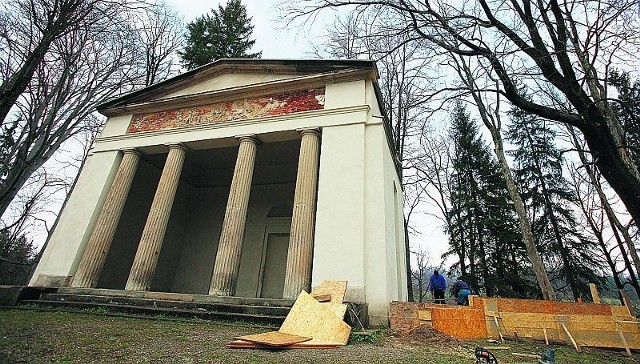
(30, 59, 407, 325)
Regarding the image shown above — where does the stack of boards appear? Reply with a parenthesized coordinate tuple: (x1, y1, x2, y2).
(227, 281, 351, 349)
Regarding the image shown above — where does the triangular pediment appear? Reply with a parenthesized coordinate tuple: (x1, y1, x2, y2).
(97, 59, 378, 117)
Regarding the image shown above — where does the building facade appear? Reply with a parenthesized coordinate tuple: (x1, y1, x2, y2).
(29, 59, 407, 325)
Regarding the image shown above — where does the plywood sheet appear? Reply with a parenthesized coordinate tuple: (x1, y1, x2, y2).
(431, 306, 487, 339)
(279, 291, 351, 345)
(324, 303, 348, 319)
(418, 310, 432, 321)
(312, 293, 332, 302)
(235, 331, 311, 347)
(226, 340, 339, 349)
(311, 281, 347, 304)
(495, 297, 611, 316)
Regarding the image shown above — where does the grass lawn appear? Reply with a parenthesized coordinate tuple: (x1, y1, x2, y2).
(0, 308, 638, 363)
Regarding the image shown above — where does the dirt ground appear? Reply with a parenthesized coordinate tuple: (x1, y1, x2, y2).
(1, 308, 639, 363)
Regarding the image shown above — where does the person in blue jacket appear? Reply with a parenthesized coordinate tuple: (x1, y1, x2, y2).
(453, 277, 471, 305)
(427, 270, 447, 304)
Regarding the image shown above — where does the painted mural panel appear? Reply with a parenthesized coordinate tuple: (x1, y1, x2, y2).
(128, 88, 325, 133)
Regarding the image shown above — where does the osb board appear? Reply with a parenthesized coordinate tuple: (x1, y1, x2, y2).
(418, 309, 432, 321)
(493, 297, 612, 316)
(611, 305, 634, 319)
(311, 281, 347, 304)
(226, 340, 339, 349)
(279, 291, 351, 345)
(324, 303, 348, 319)
(566, 315, 618, 332)
(431, 306, 487, 339)
(235, 331, 311, 347)
(495, 313, 561, 341)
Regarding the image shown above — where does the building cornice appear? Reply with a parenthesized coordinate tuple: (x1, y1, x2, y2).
(99, 68, 373, 117)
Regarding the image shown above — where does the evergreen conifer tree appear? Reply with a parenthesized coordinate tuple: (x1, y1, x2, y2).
(507, 107, 604, 301)
(445, 102, 535, 297)
(180, 0, 261, 70)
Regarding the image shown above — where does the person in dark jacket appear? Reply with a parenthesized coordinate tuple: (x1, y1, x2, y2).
(453, 277, 471, 305)
(427, 270, 447, 304)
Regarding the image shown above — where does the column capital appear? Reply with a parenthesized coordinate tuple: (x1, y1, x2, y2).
(166, 143, 189, 153)
(120, 148, 141, 156)
(297, 128, 321, 138)
(236, 134, 260, 145)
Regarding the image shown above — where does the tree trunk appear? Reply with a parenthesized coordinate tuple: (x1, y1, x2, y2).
(404, 216, 414, 301)
(492, 135, 556, 300)
(568, 127, 640, 282)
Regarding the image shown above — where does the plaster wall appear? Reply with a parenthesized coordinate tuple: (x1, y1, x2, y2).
(324, 80, 366, 109)
(29, 150, 121, 285)
(100, 114, 133, 138)
(313, 124, 366, 301)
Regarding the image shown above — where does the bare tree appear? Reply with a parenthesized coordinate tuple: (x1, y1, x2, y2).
(282, 0, 640, 231)
(410, 246, 432, 302)
(0, 0, 149, 124)
(566, 125, 640, 296)
(0, 0, 181, 219)
(134, 1, 184, 86)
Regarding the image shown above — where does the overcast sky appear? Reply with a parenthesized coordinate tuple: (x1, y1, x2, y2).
(164, 0, 325, 59)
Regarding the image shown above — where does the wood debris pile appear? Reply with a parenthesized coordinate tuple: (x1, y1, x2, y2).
(227, 280, 351, 349)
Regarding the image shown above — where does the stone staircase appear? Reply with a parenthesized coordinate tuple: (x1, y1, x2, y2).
(17, 287, 293, 326)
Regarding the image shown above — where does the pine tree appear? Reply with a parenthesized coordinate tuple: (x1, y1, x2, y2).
(180, 0, 261, 70)
(0, 230, 36, 285)
(445, 102, 535, 297)
(507, 107, 604, 301)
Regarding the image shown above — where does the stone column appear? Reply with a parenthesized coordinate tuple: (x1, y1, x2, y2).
(283, 129, 321, 299)
(209, 135, 259, 296)
(72, 149, 141, 288)
(125, 144, 187, 291)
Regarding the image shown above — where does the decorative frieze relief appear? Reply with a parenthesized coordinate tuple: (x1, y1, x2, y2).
(127, 88, 325, 133)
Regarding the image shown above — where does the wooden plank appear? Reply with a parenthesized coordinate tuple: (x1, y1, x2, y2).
(279, 291, 351, 345)
(543, 327, 549, 345)
(620, 289, 635, 318)
(512, 353, 540, 359)
(493, 316, 503, 341)
(561, 323, 581, 353)
(226, 340, 339, 349)
(616, 323, 632, 356)
(418, 310, 432, 321)
(235, 331, 311, 347)
(310, 281, 347, 304)
(589, 283, 600, 304)
(312, 293, 332, 302)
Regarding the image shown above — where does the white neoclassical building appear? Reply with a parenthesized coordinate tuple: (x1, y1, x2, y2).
(29, 59, 407, 324)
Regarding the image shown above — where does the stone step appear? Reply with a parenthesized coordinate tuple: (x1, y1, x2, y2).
(37, 292, 291, 317)
(20, 299, 286, 326)
(56, 287, 295, 307)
